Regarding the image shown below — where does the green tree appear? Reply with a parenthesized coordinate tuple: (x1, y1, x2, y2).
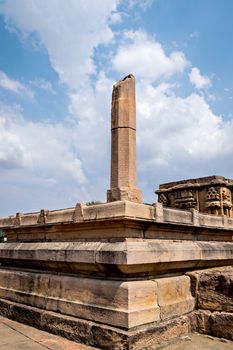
(0, 230, 6, 243)
(85, 201, 102, 206)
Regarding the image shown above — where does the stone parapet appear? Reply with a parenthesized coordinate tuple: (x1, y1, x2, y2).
(1, 201, 233, 241)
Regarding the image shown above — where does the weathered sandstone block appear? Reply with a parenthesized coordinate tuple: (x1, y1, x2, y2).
(0, 268, 160, 329)
(194, 310, 212, 335)
(195, 310, 233, 341)
(0, 297, 194, 349)
(154, 275, 195, 320)
(187, 266, 233, 312)
(210, 311, 233, 340)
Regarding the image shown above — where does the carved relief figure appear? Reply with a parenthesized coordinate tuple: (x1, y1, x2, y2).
(221, 187, 232, 216)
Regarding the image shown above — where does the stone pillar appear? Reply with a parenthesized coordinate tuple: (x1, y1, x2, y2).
(107, 74, 142, 203)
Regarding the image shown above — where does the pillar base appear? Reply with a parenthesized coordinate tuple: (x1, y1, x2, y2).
(107, 187, 142, 203)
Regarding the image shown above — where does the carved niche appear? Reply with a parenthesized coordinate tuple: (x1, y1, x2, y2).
(155, 176, 233, 217)
(174, 189, 196, 209)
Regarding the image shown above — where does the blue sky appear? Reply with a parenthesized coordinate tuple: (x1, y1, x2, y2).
(0, 0, 233, 215)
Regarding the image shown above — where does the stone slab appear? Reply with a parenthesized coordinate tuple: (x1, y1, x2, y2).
(0, 269, 159, 329)
(195, 310, 233, 341)
(186, 266, 233, 312)
(0, 240, 233, 277)
(210, 311, 233, 340)
(154, 275, 195, 320)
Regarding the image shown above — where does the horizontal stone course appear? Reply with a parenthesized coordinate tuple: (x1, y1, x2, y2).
(0, 297, 194, 349)
(0, 240, 233, 276)
(0, 269, 160, 329)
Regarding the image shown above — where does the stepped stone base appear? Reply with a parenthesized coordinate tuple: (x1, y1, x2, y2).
(0, 268, 161, 329)
(0, 298, 194, 350)
(0, 201, 233, 348)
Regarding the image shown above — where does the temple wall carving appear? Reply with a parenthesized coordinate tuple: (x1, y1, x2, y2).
(156, 175, 233, 217)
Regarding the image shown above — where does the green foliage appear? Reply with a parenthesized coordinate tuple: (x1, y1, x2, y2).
(85, 200, 102, 206)
(0, 230, 6, 243)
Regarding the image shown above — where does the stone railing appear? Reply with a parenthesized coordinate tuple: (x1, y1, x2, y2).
(0, 201, 233, 230)
(0, 201, 153, 228)
(153, 203, 233, 229)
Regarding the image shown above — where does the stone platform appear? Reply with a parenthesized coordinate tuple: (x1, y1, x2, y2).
(0, 201, 232, 349)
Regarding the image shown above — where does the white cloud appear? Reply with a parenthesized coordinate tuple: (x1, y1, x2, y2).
(136, 81, 233, 200)
(112, 30, 188, 82)
(189, 67, 211, 89)
(29, 78, 55, 94)
(109, 11, 122, 24)
(2, 75, 233, 213)
(0, 70, 34, 98)
(1, 0, 232, 213)
(128, 0, 154, 11)
(0, 101, 87, 214)
(67, 71, 113, 197)
(0, 72, 114, 215)
(0, 0, 120, 89)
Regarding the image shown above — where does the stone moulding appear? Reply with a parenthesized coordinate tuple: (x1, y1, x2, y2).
(0, 240, 233, 276)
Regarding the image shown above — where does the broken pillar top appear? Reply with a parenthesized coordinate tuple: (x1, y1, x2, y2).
(111, 74, 136, 130)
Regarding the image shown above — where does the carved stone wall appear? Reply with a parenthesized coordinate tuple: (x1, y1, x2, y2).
(156, 176, 233, 217)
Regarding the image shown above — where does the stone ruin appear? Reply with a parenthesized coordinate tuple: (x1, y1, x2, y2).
(0, 74, 232, 349)
(156, 175, 233, 216)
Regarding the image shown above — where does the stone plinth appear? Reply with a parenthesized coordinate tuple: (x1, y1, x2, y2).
(0, 201, 233, 348)
(156, 175, 233, 217)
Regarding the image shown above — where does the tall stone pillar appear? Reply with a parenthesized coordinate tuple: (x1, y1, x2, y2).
(107, 74, 142, 203)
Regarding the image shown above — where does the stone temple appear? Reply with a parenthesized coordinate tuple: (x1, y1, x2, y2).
(0, 75, 232, 349)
